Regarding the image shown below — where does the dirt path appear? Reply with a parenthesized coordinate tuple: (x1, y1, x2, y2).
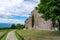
(6, 30, 17, 40)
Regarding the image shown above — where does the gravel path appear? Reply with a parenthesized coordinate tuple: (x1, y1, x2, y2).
(6, 30, 17, 40)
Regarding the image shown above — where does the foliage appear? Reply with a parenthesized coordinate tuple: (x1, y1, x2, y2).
(36, 0, 60, 20)
(11, 24, 16, 29)
(10, 24, 25, 29)
(31, 15, 34, 28)
(16, 24, 25, 29)
(36, 0, 60, 32)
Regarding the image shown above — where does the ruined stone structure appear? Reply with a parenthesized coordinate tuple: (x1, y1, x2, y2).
(25, 10, 52, 30)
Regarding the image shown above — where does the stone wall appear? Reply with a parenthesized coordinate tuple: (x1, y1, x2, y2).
(25, 9, 52, 30)
(25, 16, 32, 30)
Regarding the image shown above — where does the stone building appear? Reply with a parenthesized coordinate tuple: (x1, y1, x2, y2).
(25, 10, 53, 30)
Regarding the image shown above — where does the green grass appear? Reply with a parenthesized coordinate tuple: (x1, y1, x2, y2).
(0, 30, 7, 38)
(16, 30, 60, 40)
(1, 32, 8, 40)
(15, 31, 24, 40)
(0, 29, 11, 40)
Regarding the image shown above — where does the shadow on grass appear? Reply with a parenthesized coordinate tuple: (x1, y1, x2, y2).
(0, 30, 10, 40)
(15, 31, 24, 40)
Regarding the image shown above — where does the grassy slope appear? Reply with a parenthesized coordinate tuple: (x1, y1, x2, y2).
(16, 30, 60, 40)
(0, 29, 11, 40)
(15, 31, 24, 40)
(0, 30, 7, 38)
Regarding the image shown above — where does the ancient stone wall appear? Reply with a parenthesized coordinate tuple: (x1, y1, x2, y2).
(25, 17, 32, 30)
(25, 10, 52, 30)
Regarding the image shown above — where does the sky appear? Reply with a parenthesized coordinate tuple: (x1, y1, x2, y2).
(0, 0, 39, 24)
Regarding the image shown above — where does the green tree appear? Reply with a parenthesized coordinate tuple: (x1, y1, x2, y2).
(31, 15, 34, 28)
(36, 0, 60, 32)
(16, 24, 25, 29)
(11, 24, 16, 29)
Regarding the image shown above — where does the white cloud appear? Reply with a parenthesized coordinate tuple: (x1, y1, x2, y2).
(0, 0, 39, 24)
(0, 18, 24, 24)
(0, 0, 39, 17)
(0, 0, 23, 7)
(0, 0, 24, 18)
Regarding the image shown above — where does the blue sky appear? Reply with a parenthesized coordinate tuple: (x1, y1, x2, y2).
(0, 0, 39, 24)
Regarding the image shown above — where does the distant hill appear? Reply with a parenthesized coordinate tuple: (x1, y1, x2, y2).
(0, 23, 12, 28)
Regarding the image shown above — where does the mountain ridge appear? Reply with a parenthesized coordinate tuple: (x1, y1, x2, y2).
(0, 23, 12, 28)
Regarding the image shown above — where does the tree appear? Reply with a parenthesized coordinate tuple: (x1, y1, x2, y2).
(16, 24, 25, 29)
(11, 24, 16, 29)
(31, 15, 34, 28)
(36, 0, 60, 32)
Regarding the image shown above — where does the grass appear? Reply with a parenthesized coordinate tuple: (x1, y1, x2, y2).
(15, 31, 24, 40)
(0, 29, 11, 40)
(0, 30, 7, 38)
(16, 30, 60, 40)
(1, 32, 8, 40)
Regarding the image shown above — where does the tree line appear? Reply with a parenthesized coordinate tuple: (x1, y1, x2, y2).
(11, 24, 25, 29)
(0, 24, 25, 30)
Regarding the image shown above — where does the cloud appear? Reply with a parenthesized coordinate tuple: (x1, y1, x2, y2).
(0, 0, 39, 18)
(0, 18, 24, 24)
(0, 0, 23, 7)
(0, 0, 39, 24)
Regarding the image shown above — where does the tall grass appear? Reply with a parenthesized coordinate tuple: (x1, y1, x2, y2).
(16, 30, 60, 40)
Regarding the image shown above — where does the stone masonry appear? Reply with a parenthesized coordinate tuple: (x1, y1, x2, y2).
(25, 9, 52, 30)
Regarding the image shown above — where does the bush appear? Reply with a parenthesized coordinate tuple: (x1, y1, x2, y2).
(16, 24, 25, 29)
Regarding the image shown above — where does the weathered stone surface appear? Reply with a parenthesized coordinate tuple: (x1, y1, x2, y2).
(25, 10, 52, 30)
